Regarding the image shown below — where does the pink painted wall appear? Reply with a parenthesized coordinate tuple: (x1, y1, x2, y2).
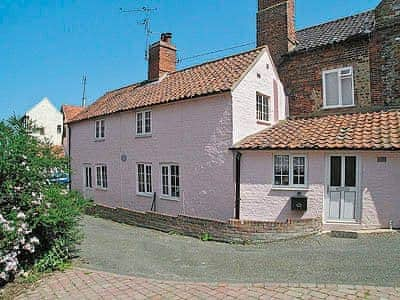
(239, 150, 400, 229)
(360, 152, 400, 228)
(70, 93, 236, 220)
(239, 151, 324, 222)
(232, 48, 287, 144)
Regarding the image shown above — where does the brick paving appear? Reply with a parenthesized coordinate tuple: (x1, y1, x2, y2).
(15, 268, 400, 299)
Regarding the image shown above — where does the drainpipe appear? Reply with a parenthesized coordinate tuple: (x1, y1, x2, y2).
(68, 125, 72, 192)
(235, 151, 242, 219)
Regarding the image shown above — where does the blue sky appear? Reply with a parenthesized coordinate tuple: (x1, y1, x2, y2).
(0, 0, 380, 120)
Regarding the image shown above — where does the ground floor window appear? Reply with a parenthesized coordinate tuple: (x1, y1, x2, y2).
(96, 165, 108, 189)
(84, 165, 92, 188)
(273, 154, 307, 187)
(137, 163, 152, 195)
(161, 164, 180, 199)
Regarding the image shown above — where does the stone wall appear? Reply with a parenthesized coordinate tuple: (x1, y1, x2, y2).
(86, 204, 322, 244)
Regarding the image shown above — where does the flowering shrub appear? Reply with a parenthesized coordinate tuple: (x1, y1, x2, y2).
(0, 117, 90, 286)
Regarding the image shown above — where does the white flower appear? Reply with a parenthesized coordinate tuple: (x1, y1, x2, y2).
(22, 155, 27, 160)
(32, 200, 41, 206)
(2, 223, 14, 232)
(31, 192, 36, 197)
(16, 212, 26, 220)
(0, 214, 6, 224)
(23, 243, 35, 253)
(30, 237, 40, 245)
(0, 272, 7, 280)
(45, 203, 51, 209)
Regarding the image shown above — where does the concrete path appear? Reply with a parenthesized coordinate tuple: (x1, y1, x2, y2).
(16, 268, 400, 299)
(78, 216, 400, 286)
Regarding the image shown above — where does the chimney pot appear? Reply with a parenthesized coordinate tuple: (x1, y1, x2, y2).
(161, 32, 173, 44)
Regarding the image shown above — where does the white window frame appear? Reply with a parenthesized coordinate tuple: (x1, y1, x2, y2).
(322, 67, 355, 109)
(95, 119, 105, 140)
(136, 110, 152, 136)
(160, 164, 180, 200)
(95, 164, 108, 190)
(136, 163, 152, 196)
(83, 165, 93, 189)
(272, 154, 308, 188)
(256, 93, 270, 122)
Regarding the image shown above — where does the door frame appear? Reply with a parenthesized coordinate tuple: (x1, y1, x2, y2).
(323, 153, 362, 224)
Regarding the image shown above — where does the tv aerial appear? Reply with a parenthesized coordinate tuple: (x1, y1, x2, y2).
(120, 6, 158, 61)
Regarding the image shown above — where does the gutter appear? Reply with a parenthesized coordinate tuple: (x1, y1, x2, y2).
(234, 151, 242, 220)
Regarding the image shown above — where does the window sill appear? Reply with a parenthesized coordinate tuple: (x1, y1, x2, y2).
(95, 187, 108, 191)
(160, 195, 180, 202)
(321, 104, 355, 110)
(271, 186, 310, 191)
(94, 138, 105, 142)
(325, 220, 360, 225)
(256, 120, 271, 126)
(135, 133, 152, 139)
(136, 193, 153, 198)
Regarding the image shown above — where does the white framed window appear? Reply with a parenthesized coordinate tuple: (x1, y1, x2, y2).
(256, 93, 270, 122)
(322, 67, 354, 108)
(137, 163, 152, 195)
(136, 110, 152, 136)
(95, 119, 105, 139)
(273, 154, 307, 187)
(83, 165, 93, 188)
(161, 164, 180, 199)
(95, 165, 108, 189)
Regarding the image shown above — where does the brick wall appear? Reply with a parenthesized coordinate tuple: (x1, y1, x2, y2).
(148, 36, 176, 81)
(279, 38, 372, 117)
(370, 0, 400, 107)
(86, 204, 322, 244)
(257, 0, 296, 64)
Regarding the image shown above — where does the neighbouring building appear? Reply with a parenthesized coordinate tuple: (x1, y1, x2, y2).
(67, 1, 400, 230)
(61, 105, 85, 156)
(23, 97, 64, 145)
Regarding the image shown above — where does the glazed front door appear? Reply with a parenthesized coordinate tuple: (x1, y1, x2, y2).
(327, 155, 359, 221)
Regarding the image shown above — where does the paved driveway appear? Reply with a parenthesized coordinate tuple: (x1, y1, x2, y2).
(78, 216, 400, 287)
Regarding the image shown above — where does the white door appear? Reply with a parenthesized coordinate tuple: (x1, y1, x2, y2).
(327, 155, 359, 222)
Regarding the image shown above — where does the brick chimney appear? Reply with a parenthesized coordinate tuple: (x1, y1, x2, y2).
(257, 0, 296, 64)
(148, 33, 176, 81)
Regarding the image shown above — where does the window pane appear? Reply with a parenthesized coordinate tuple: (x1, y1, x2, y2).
(146, 165, 152, 193)
(293, 157, 305, 185)
(162, 166, 169, 195)
(341, 77, 353, 106)
(102, 166, 107, 188)
(138, 164, 145, 193)
(96, 167, 101, 186)
(345, 156, 356, 187)
(100, 120, 105, 138)
(136, 113, 143, 134)
(95, 123, 99, 138)
(274, 155, 289, 185)
(89, 168, 92, 188)
(330, 156, 341, 187)
(325, 72, 339, 106)
(171, 165, 180, 197)
(145, 111, 151, 133)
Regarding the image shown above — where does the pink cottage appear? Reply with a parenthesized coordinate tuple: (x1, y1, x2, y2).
(66, 1, 400, 230)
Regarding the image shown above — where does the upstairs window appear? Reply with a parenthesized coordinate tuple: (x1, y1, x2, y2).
(274, 155, 307, 187)
(161, 164, 180, 199)
(137, 163, 152, 195)
(57, 125, 62, 134)
(323, 67, 354, 108)
(256, 93, 269, 122)
(136, 110, 152, 136)
(96, 165, 108, 189)
(95, 119, 105, 139)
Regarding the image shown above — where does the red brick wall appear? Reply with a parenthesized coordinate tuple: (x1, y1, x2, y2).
(87, 204, 322, 244)
(279, 38, 372, 117)
(148, 41, 176, 81)
(257, 0, 296, 65)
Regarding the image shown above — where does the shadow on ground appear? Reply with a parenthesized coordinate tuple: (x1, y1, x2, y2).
(77, 216, 400, 286)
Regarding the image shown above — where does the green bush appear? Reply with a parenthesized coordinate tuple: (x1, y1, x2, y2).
(0, 117, 90, 285)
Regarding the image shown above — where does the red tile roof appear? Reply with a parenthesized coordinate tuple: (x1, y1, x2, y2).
(68, 47, 265, 123)
(233, 110, 400, 151)
(61, 105, 85, 123)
